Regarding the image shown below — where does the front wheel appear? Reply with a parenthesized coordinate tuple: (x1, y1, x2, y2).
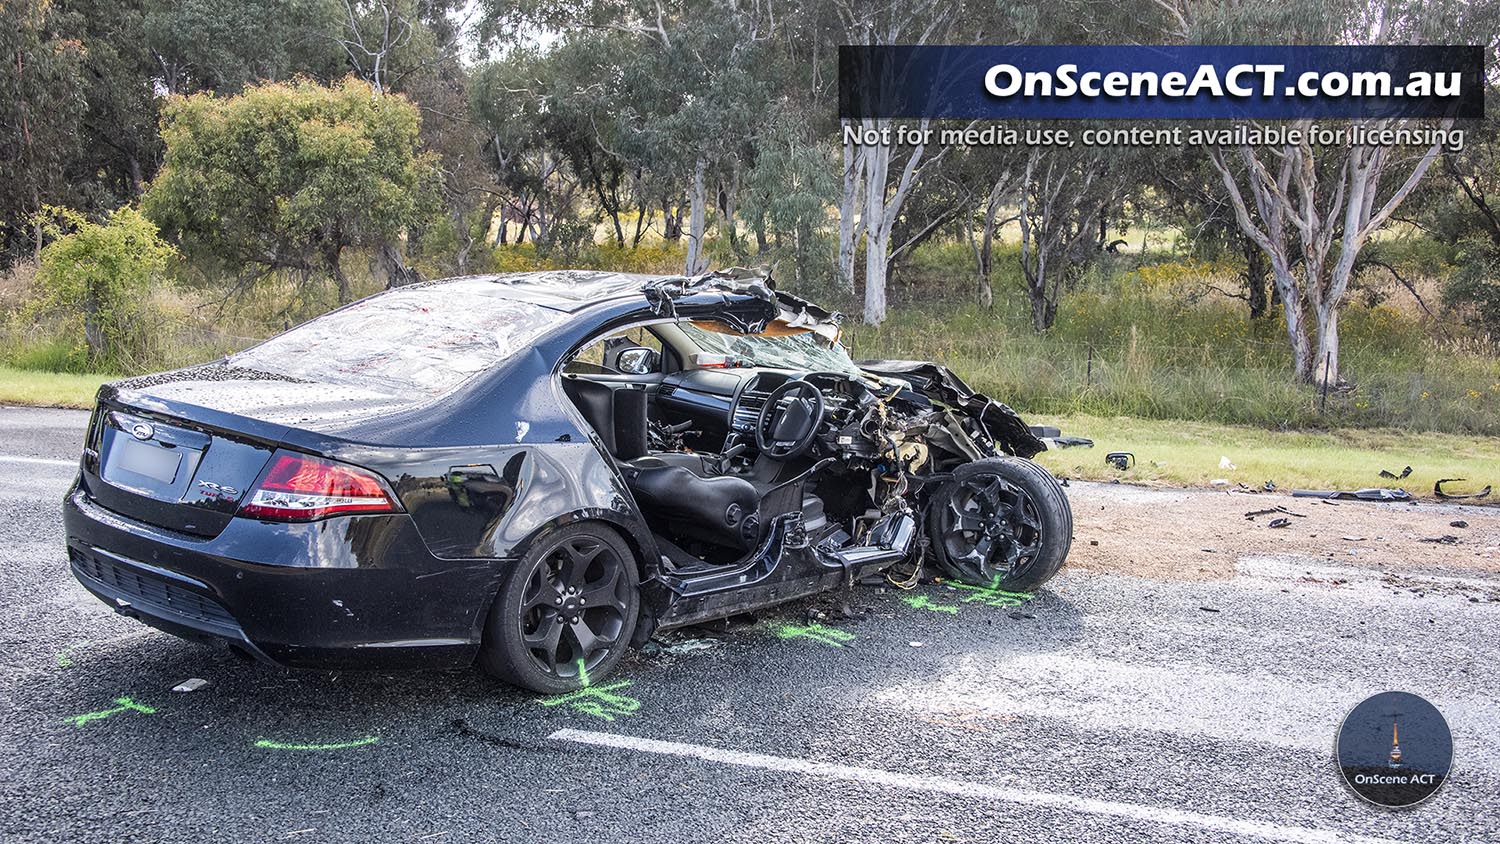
(927, 456, 1072, 591)
(477, 523, 640, 693)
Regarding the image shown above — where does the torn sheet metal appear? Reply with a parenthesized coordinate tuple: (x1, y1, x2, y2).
(855, 359, 1046, 459)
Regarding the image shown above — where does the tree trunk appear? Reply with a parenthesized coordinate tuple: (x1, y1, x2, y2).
(605, 194, 625, 248)
(1313, 304, 1339, 388)
(861, 141, 891, 325)
(327, 244, 352, 304)
(82, 286, 106, 365)
(717, 169, 745, 260)
(1271, 262, 1313, 381)
(1030, 293, 1055, 332)
(1243, 241, 1268, 320)
(379, 241, 422, 289)
(977, 180, 1007, 309)
(630, 199, 649, 248)
(837, 127, 863, 292)
(864, 225, 888, 325)
(126, 154, 144, 195)
(662, 198, 683, 240)
(684, 158, 709, 275)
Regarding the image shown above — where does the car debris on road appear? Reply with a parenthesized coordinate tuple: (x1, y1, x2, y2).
(1434, 478, 1492, 500)
(1291, 487, 1413, 502)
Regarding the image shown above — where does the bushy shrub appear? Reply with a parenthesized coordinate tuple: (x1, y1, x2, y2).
(30, 206, 176, 370)
(1444, 240, 1500, 337)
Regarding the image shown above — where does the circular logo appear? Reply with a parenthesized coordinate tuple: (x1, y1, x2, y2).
(130, 422, 155, 441)
(1336, 691, 1453, 808)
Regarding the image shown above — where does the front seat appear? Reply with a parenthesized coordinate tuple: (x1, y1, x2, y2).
(608, 388, 759, 551)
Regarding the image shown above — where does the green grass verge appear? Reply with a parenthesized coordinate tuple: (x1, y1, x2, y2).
(0, 366, 108, 409)
(1033, 413, 1500, 498)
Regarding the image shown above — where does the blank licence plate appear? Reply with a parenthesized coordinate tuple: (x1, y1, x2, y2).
(113, 438, 182, 484)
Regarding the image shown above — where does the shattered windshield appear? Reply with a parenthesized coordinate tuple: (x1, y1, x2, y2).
(229, 279, 566, 399)
(679, 322, 862, 376)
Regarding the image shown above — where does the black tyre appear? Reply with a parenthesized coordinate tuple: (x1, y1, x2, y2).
(927, 456, 1072, 591)
(477, 522, 640, 694)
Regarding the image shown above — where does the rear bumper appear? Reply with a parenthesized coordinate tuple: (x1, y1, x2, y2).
(63, 485, 506, 670)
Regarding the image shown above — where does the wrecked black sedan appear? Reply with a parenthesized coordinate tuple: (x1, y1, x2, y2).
(63, 270, 1072, 692)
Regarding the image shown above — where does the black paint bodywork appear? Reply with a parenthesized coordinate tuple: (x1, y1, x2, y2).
(61, 271, 1001, 669)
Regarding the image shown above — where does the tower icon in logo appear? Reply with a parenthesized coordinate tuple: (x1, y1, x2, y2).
(1337, 691, 1452, 808)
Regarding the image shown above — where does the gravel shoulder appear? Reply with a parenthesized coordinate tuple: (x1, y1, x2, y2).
(1064, 480, 1500, 582)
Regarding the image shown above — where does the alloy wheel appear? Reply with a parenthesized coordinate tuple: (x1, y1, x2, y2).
(938, 474, 1044, 582)
(518, 535, 631, 679)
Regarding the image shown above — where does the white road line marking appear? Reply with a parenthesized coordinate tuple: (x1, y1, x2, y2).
(0, 455, 76, 468)
(550, 729, 1403, 844)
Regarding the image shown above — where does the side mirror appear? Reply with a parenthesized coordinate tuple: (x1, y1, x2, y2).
(615, 347, 660, 375)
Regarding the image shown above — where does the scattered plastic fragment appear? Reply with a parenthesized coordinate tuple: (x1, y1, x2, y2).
(1451, 520, 1469, 529)
(172, 677, 210, 693)
(1419, 535, 1460, 545)
(1268, 518, 1291, 529)
(645, 637, 720, 656)
(1245, 505, 1306, 520)
(1379, 466, 1413, 480)
(1199, 606, 1221, 613)
(1434, 478, 1491, 500)
(1292, 488, 1412, 502)
(1219, 456, 1236, 470)
(1211, 479, 1230, 487)
(1105, 452, 1134, 470)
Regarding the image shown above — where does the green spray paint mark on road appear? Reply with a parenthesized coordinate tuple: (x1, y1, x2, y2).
(64, 697, 155, 727)
(945, 579, 1034, 608)
(539, 679, 640, 722)
(55, 646, 79, 668)
(901, 594, 960, 615)
(253, 736, 380, 751)
(774, 622, 855, 647)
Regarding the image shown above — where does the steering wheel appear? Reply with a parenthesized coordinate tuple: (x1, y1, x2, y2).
(754, 380, 825, 460)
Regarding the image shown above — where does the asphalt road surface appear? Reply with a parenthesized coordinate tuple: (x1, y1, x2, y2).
(2, 406, 1497, 843)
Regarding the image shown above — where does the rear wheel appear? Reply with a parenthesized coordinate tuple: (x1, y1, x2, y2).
(927, 457, 1072, 591)
(477, 523, 640, 693)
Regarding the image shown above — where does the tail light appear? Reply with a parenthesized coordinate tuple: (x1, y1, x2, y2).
(238, 450, 398, 521)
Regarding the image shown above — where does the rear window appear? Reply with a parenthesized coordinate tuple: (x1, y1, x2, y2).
(228, 280, 567, 399)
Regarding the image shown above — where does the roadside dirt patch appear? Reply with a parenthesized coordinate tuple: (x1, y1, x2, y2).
(1062, 481, 1500, 581)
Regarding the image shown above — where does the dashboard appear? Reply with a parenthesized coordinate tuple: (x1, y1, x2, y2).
(657, 367, 870, 448)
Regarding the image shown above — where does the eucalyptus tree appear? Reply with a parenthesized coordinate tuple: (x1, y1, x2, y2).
(739, 101, 840, 287)
(144, 0, 346, 94)
(479, 0, 778, 274)
(834, 0, 965, 324)
(470, 49, 578, 247)
(1172, 0, 1492, 384)
(1016, 144, 1127, 331)
(0, 0, 88, 265)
